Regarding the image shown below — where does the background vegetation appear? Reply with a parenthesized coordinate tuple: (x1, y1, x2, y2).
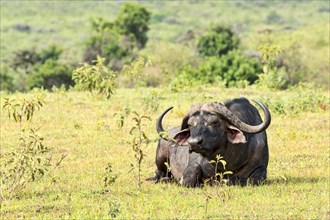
(1, 0, 329, 90)
(0, 0, 329, 219)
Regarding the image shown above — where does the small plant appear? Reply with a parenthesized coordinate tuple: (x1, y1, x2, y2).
(207, 154, 233, 186)
(108, 200, 121, 218)
(129, 111, 151, 191)
(122, 57, 151, 88)
(1, 95, 65, 204)
(102, 162, 118, 188)
(2, 94, 45, 127)
(0, 128, 51, 201)
(72, 56, 117, 99)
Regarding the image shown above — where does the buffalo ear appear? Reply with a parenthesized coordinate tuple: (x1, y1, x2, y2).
(226, 125, 246, 144)
(173, 128, 190, 145)
(180, 114, 190, 130)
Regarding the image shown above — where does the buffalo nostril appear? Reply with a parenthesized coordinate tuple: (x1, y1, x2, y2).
(188, 137, 203, 147)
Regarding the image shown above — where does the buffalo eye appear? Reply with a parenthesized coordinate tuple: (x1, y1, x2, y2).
(207, 116, 219, 126)
(188, 117, 197, 127)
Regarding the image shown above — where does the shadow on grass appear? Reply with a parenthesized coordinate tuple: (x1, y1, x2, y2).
(266, 176, 326, 185)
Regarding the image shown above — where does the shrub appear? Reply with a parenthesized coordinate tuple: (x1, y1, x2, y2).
(102, 163, 117, 188)
(197, 24, 239, 57)
(171, 51, 262, 88)
(266, 11, 283, 24)
(9, 44, 73, 91)
(12, 44, 63, 71)
(27, 59, 73, 90)
(0, 63, 15, 92)
(142, 90, 161, 112)
(203, 51, 262, 86)
(257, 69, 287, 90)
(72, 56, 117, 99)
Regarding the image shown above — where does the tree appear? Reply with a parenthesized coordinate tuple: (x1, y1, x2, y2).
(197, 25, 239, 57)
(115, 2, 151, 49)
(83, 3, 151, 67)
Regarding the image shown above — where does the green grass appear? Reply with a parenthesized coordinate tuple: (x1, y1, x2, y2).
(0, 86, 329, 219)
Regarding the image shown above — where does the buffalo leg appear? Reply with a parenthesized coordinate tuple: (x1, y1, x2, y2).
(248, 166, 267, 185)
(182, 163, 203, 187)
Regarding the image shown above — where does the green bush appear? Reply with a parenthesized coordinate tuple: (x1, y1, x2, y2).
(8, 44, 73, 91)
(72, 56, 117, 99)
(213, 51, 262, 86)
(197, 25, 239, 57)
(27, 59, 73, 90)
(171, 51, 262, 88)
(0, 63, 15, 92)
(1, 95, 66, 202)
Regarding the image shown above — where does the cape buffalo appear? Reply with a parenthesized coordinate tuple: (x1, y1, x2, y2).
(147, 97, 271, 187)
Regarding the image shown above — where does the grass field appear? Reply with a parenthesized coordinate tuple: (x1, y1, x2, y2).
(0, 86, 329, 219)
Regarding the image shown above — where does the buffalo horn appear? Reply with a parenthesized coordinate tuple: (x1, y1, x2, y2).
(213, 99, 271, 134)
(156, 106, 174, 134)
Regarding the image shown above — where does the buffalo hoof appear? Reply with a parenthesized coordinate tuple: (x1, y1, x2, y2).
(145, 176, 160, 183)
(159, 176, 173, 183)
(146, 170, 171, 183)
